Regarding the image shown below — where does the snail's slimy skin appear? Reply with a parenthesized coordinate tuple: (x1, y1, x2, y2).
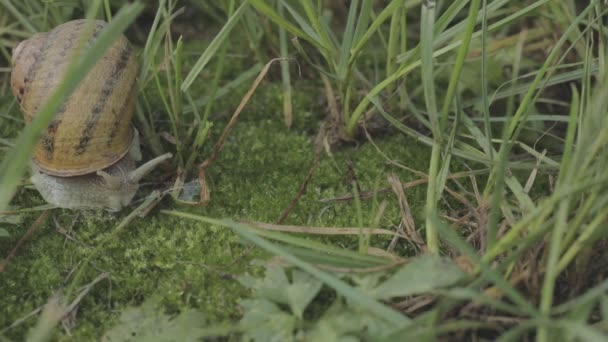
(31, 150, 139, 211)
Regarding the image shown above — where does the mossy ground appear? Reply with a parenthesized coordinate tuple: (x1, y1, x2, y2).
(4, 1, 607, 340)
(0, 72, 431, 339)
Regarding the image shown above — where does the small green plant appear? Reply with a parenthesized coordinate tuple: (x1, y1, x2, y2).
(100, 298, 208, 342)
(236, 253, 467, 340)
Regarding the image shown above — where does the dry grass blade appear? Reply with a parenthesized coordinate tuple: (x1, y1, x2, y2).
(199, 58, 288, 171)
(387, 173, 425, 249)
(275, 154, 319, 224)
(315, 261, 407, 274)
(5, 272, 109, 338)
(243, 220, 409, 239)
(320, 171, 481, 203)
(198, 58, 287, 205)
(0, 209, 49, 272)
(313, 73, 343, 153)
(62, 272, 109, 315)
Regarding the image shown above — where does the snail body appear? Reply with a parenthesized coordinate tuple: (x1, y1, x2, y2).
(30, 129, 171, 211)
(11, 19, 171, 211)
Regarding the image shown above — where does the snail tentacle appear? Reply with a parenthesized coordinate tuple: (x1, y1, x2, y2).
(128, 153, 173, 183)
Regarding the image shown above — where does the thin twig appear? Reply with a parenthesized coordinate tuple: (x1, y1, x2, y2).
(199, 58, 285, 171)
(63, 272, 109, 315)
(198, 58, 286, 205)
(1, 272, 109, 334)
(275, 154, 319, 224)
(0, 209, 50, 272)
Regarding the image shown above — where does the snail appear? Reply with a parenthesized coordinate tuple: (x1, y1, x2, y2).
(10, 19, 171, 211)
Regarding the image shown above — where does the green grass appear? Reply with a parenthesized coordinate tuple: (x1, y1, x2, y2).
(1, 0, 608, 340)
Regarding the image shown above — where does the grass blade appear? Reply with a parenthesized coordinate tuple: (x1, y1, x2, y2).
(181, 2, 247, 91)
(430, 214, 539, 317)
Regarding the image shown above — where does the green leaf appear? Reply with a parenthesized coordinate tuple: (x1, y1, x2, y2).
(0, 228, 8, 237)
(564, 298, 596, 340)
(239, 298, 297, 342)
(336, 0, 360, 79)
(288, 270, 324, 318)
(369, 254, 467, 300)
(239, 266, 322, 319)
(101, 300, 207, 342)
(308, 300, 395, 341)
(280, 1, 322, 45)
(248, 0, 319, 48)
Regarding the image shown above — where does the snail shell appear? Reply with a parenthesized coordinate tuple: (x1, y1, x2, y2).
(11, 19, 138, 177)
(11, 19, 172, 211)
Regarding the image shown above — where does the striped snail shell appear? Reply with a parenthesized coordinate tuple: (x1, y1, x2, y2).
(11, 19, 137, 177)
(11, 19, 171, 210)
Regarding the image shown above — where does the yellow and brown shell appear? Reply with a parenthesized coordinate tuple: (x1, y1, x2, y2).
(11, 19, 138, 177)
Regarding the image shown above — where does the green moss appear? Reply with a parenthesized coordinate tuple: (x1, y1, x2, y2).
(1, 105, 431, 340)
(0, 33, 433, 340)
